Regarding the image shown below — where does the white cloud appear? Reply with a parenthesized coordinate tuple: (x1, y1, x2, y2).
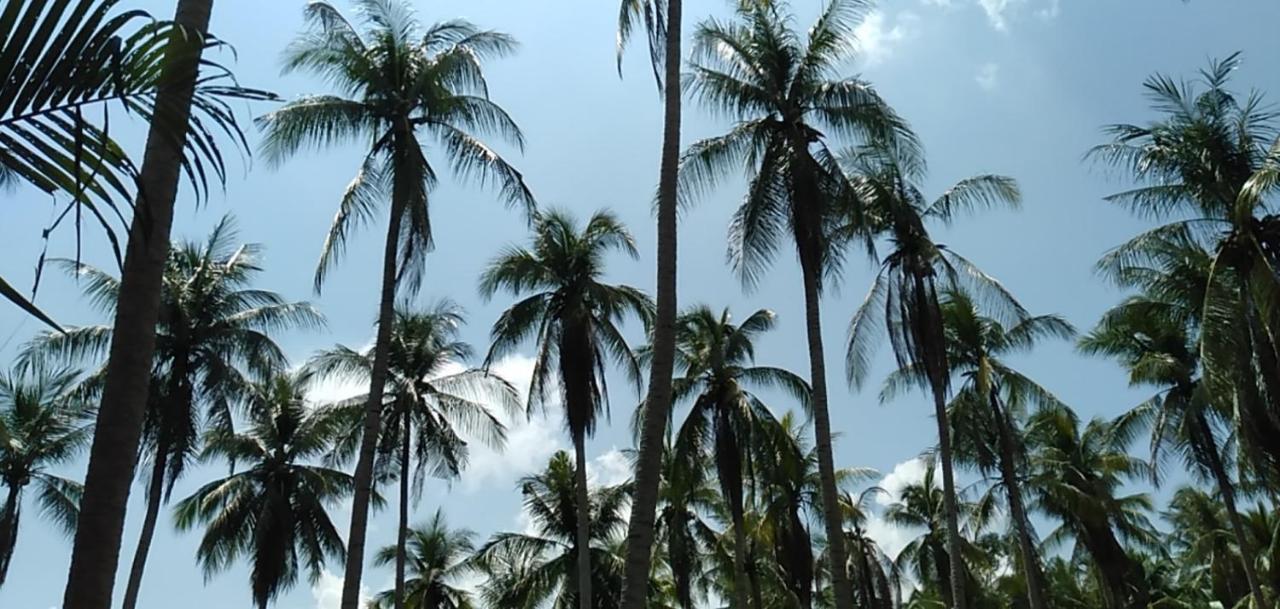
(920, 0, 953, 6)
(975, 62, 1000, 91)
(972, 0, 1060, 30)
(462, 354, 566, 492)
(1037, 0, 1061, 20)
(589, 447, 633, 487)
(311, 569, 369, 609)
(854, 11, 919, 67)
(874, 456, 937, 507)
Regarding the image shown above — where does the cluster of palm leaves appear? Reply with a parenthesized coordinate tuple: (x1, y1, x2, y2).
(4, 0, 1280, 609)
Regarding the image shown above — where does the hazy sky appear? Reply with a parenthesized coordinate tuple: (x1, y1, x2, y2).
(3, 0, 1279, 608)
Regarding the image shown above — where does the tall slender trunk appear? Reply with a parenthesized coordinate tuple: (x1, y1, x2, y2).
(395, 416, 412, 609)
(340, 133, 412, 609)
(618, 0, 682, 605)
(61, 3, 212, 607)
(0, 483, 21, 586)
(121, 446, 170, 609)
(987, 390, 1048, 609)
(573, 430, 593, 609)
(930, 385, 967, 609)
(799, 258, 855, 609)
(1196, 412, 1267, 607)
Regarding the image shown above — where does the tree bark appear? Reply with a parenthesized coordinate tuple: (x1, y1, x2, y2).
(0, 483, 21, 586)
(988, 390, 1049, 609)
(1197, 412, 1267, 608)
(573, 430, 594, 609)
(121, 447, 170, 609)
(340, 131, 411, 609)
(931, 384, 967, 609)
(395, 415, 412, 609)
(799, 258, 856, 609)
(618, 0, 681, 606)
(61, 3, 212, 607)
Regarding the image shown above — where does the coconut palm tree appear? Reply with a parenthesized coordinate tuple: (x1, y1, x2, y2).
(842, 142, 1023, 609)
(1089, 53, 1280, 484)
(260, 4, 535, 604)
(1082, 229, 1269, 607)
(58, 3, 274, 606)
(837, 488, 897, 609)
(652, 443, 720, 609)
(614, 0, 683, 600)
(305, 301, 517, 609)
(1162, 487, 1254, 607)
(654, 305, 809, 609)
(370, 510, 479, 609)
(21, 216, 323, 609)
(481, 208, 652, 609)
(677, 4, 915, 605)
(1024, 409, 1156, 609)
(882, 288, 1073, 609)
(173, 372, 354, 609)
(474, 450, 632, 609)
(0, 365, 89, 586)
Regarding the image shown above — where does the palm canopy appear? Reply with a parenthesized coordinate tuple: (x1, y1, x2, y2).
(259, 0, 536, 293)
(882, 288, 1073, 471)
(678, 0, 917, 287)
(481, 208, 653, 438)
(22, 215, 323, 495)
(882, 460, 986, 601)
(0, 365, 90, 585)
(173, 372, 357, 609)
(371, 510, 479, 609)
(1088, 53, 1280, 480)
(0, 0, 272, 327)
(306, 300, 518, 485)
(474, 450, 632, 609)
(842, 144, 1025, 392)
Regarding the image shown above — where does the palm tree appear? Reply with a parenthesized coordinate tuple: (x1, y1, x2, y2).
(481, 208, 652, 609)
(657, 305, 809, 609)
(0, 0, 268, 326)
(1081, 230, 1269, 608)
(305, 301, 516, 609)
(1089, 53, 1280, 483)
(842, 143, 1023, 609)
(260, 4, 535, 604)
(173, 372, 354, 609)
(1162, 487, 1254, 607)
(21, 216, 323, 609)
(678, 4, 915, 606)
(0, 365, 88, 586)
(1024, 409, 1156, 609)
(614, 0, 683, 599)
(475, 450, 632, 609)
(652, 443, 720, 609)
(370, 510, 479, 609)
(59, 3, 273, 606)
(882, 288, 1073, 609)
(838, 488, 897, 609)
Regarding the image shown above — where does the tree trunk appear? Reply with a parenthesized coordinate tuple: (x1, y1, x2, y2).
(395, 416, 412, 609)
(618, 0, 681, 606)
(987, 390, 1049, 609)
(0, 483, 21, 586)
(61, 3, 213, 607)
(1197, 413, 1267, 608)
(799, 258, 855, 609)
(121, 447, 170, 609)
(340, 133, 412, 609)
(931, 384, 967, 609)
(715, 407, 752, 609)
(573, 430, 594, 609)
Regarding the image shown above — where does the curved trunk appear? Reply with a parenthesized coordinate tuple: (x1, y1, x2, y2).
(987, 390, 1049, 609)
(618, 0, 682, 605)
(395, 416, 412, 609)
(340, 129, 413, 609)
(61, 2, 213, 607)
(573, 430, 594, 609)
(0, 483, 21, 586)
(120, 446, 170, 609)
(1195, 412, 1267, 607)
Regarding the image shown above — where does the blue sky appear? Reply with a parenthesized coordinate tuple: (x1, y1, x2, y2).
(3, 0, 1279, 607)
